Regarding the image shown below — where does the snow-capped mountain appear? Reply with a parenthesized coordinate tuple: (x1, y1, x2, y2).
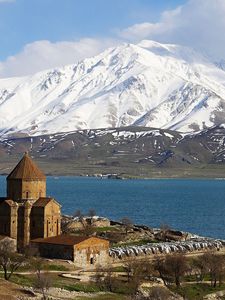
(1, 40, 225, 137)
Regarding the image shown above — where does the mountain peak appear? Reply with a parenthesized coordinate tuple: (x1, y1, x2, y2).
(0, 40, 225, 137)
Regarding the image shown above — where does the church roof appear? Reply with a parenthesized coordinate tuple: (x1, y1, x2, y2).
(33, 197, 61, 207)
(31, 235, 89, 246)
(7, 152, 46, 180)
(31, 235, 108, 246)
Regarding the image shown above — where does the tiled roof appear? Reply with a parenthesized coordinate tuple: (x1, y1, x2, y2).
(33, 197, 61, 207)
(31, 235, 89, 246)
(33, 197, 53, 207)
(7, 152, 46, 180)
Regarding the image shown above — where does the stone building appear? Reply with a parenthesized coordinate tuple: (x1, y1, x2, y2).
(31, 236, 109, 268)
(0, 153, 110, 268)
(0, 152, 61, 251)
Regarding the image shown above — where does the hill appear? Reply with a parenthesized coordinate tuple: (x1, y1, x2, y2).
(1, 125, 225, 178)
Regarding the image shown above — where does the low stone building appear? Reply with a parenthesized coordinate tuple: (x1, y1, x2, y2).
(31, 235, 109, 268)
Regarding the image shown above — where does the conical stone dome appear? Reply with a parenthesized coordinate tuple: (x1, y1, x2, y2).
(7, 152, 46, 201)
(7, 152, 46, 180)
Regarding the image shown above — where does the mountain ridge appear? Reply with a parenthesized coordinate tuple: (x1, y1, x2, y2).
(0, 40, 225, 137)
(1, 125, 225, 178)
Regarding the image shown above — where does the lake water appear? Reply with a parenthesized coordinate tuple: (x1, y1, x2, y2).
(0, 177, 225, 239)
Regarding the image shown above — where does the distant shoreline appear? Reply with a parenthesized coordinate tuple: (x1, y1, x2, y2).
(1, 173, 224, 180)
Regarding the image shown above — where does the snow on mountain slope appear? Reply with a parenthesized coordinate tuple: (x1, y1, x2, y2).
(1, 40, 225, 136)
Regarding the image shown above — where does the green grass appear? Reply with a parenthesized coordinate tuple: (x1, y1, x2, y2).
(112, 266, 126, 273)
(9, 274, 35, 287)
(44, 264, 69, 271)
(5, 272, 129, 299)
(171, 283, 225, 300)
(113, 239, 158, 247)
(63, 283, 101, 293)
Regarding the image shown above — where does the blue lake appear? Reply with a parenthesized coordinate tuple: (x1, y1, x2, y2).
(0, 177, 225, 239)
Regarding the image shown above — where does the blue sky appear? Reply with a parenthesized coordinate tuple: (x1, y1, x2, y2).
(0, 0, 186, 60)
(0, 0, 224, 77)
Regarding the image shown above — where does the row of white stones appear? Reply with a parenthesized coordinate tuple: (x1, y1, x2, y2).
(109, 239, 223, 259)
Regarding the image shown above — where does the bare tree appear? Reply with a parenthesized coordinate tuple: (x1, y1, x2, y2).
(124, 260, 134, 283)
(168, 253, 188, 287)
(153, 256, 170, 287)
(0, 239, 26, 280)
(103, 265, 115, 292)
(73, 209, 83, 219)
(93, 264, 104, 290)
(159, 224, 171, 242)
(88, 209, 96, 217)
(32, 257, 52, 300)
(34, 273, 52, 300)
(191, 255, 208, 282)
(201, 252, 225, 287)
(61, 219, 71, 234)
(165, 253, 188, 287)
(121, 217, 133, 235)
(82, 223, 95, 236)
(73, 209, 86, 227)
(32, 257, 45, 277)
(141, 260, 153, 281)
(154, 253, 188, 287)
(124, 260, 151, 295)
(130, 261, 146, 295)
(87, 209, 97, 226)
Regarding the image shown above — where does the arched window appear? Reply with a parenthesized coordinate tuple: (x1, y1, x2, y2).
(26, 191, 29, 199)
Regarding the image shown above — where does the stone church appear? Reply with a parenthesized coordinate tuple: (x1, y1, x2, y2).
(0, 152, 61, 251)
(0, 153, 109, 268)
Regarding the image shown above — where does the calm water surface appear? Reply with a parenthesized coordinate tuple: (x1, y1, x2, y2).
(1, 177, 225, 239)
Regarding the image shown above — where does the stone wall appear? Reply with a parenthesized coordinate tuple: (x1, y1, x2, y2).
(32, 242, 73, 260)
(7, 179, 46, 201)
(30, 206, 45, 240)
(44, 201, 61, 238)
(0, 201, 12, 237)
(74, 237, 109, 268)
(65, 216, 110, 231)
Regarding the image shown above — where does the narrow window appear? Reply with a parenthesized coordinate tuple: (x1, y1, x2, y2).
(57, 219, 59, 235)
(90, 257, 94, 265)
(26, 191, 29, 199)
(47, 221, 49, 237)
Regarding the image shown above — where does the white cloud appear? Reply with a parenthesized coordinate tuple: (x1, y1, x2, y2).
(1, 0, 225, 78)
(119, 7, 180, 41)
(119, 0, 225, 60)
(0, 38, 119, 77)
